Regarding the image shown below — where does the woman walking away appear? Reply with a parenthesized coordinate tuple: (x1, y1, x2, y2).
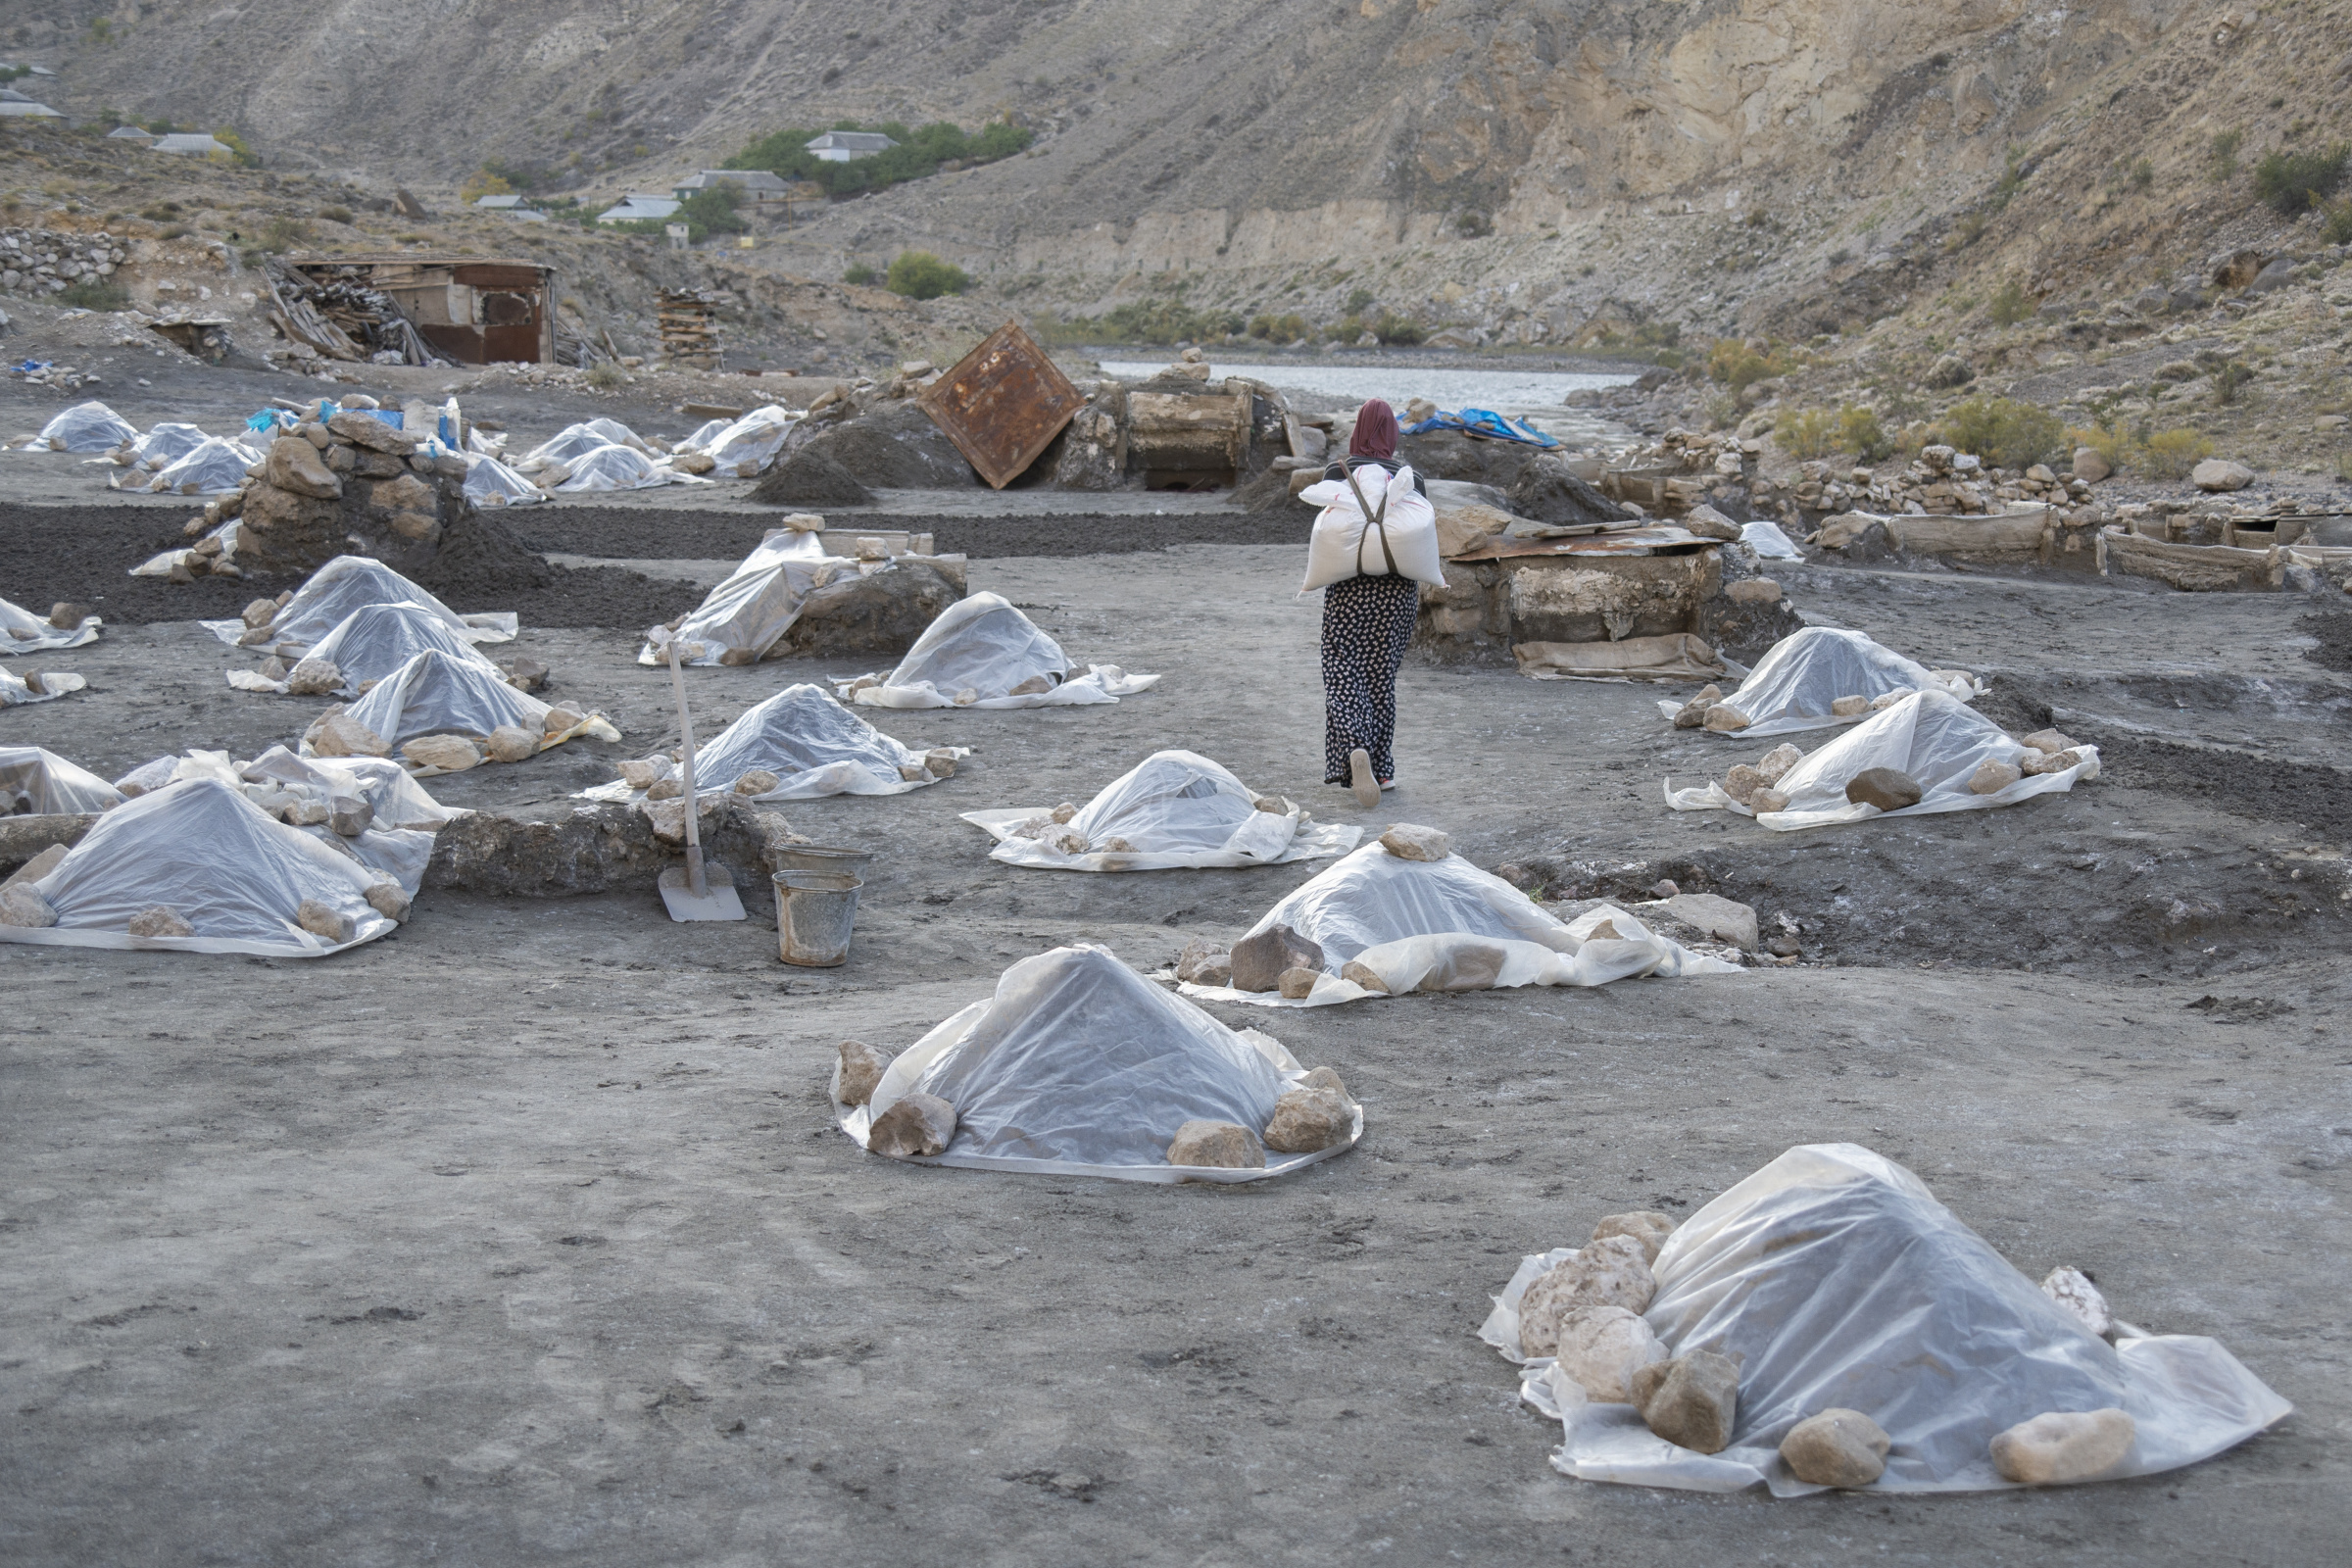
(1305, 399, 1444, 809)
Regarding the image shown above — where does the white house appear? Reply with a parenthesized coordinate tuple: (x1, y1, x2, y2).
(150, 133, 232, 157)
(673, 169, 792, 203)
(804, 130, 897, 164)
(596, 194, 681, 224)
(0, 92, 64, 119)
(106, 124, 156, 144)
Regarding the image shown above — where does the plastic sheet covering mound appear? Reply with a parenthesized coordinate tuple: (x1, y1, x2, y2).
(1182, 843, 1740, 1007)
(1479, 1144, 2290, 1495)
(0, 746, 123, 813)
(549, 442, 684, 493)
(839, 592, 1159, 710)
(202, 556, 517, 649)
(1656, 627, 1982, 739)
(677, 405, 796, 472)
(1, 595, 101, 655)
(27, 401, 137, 452)
(462, 452, 544, 507)
(0, 667, 85, 708)
(517, 418, 654, 469)
(227, 602, 505, 696)
(578, 684, 961, 804)
(120, 435, 260, 496)
(330, 649, 615, 763)
(638, 531, 837, 668)
(0, 779, 401, 957)
(962, 750, 1362, 871)
(836, 944, 1360, 1184)
(125, 421, 209, 466)
(1666, 689, 2098, 830)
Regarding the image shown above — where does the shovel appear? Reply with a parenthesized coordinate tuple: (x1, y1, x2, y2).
(657, 636, 745, 922)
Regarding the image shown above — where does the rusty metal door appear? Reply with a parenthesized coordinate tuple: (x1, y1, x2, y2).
(916, 321, 1084, 489)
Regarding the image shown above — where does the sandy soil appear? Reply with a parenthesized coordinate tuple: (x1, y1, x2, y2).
(3, 501, 2349, 1562)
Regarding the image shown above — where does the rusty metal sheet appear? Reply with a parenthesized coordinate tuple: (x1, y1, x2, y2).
(918, 321, 1085, 489)
(1451, 525, 1713, 562)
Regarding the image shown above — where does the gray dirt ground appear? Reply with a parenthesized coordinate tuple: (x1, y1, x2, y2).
(4, 527, 2350, 1563)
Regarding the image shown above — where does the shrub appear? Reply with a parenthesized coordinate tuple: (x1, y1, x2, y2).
(1987, 279, 2033, 326)
(885, 251, 969, 300)
(460, 169, 515, 204)
(59, 279, 129, 311)
(1837, 405, 1894, 463)
(673, 185, 747, 242)
(2066, 421, 2129, 469)
(2141, 427, 2214, 478)
(2321, 198, 2352, 247)
(1371, 311, 1424, 346)
(2252, 145, 2349, 215)
(585, 361, 626, 391)
(212, 127, 260, 168)
(1937, 396, 2065, 469)
(1345, 287, 1375, 316)
(1774, 408, 1838, 460)
(2213, 361, 2251, 406)
(318, 205, 352, 224)
(258, 215, 312, 252)
(2127, 157, 2154, 192)
(2209, 128, 2243, 182)
(843, 262, 879, 286)
(1705, 338, 1788, 391)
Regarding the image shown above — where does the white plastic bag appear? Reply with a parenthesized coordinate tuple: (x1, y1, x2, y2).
(203, 556, 516, 649)
(841, 592, 1159, 709)
(1656, 627, 1982, 738)
(0, 745, 123, 813)
(517, 418, 650, 470)
(1484, 1144, 2290, 1494)
(1740, 520, 1803, 560)
(836, 944, 1359, 1183)
(699, 405, 796, 470)
(638, 530, 838, 667)
(0, 595, 100, 655)
(0, 667, 85, 707)
(962, 750, 1363, 871)
(1299, 464, 1446, 590)
(126, 421, 209, 466)
(1666, 689, 2097, 829)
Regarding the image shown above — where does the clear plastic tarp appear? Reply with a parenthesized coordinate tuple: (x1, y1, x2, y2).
(0, 778, 399, 956)
(1480, 1144, 2291, 1495)
(462, 452, 545, 507)
(841, 592, 1159, 709)
(0, 668, 85, 707)
(1182, 843, 1740, 1007)
(690, 405, 796, 472)
(227, 602, 506, 697)
(126, 421, 209, 466)
(1655, 628, 1983, 738)
(1, 595, 100, 655)
(1741, 520, 1803, 560)
(125, 434, 262, 495)
(638, 531, 838, 667)
(517, 418, 652, 470)
(578, 683, 959, 804)
(29, 401, 137, 452)
(335, 649, 583, 757)
(835, 944, 1360, 1184)
(0, 745, 122, 813)
(1666, 689, 2098, 829)
(962, 750, 1362, 871)
(202, 556, 516, 649)
(547, 442, 675, 492)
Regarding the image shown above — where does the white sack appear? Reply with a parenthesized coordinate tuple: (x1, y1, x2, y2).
(637, 530, 837, 667)
(227, 602, 505, 696)
(1483, 1144, 2290, 1495)
(0, 745, 124, 813)
(1666, 689, 2097, 829)
(462, 453, 545, 507)
(1741, 520, 1803, 560)
(203, 556, 516, 649)
(1182, 843, 1739, 1007)
(962, 750, 1361, 871)
(0, 778, 394, 957)
(31, 401, 137, 452)
(138, 435, 260, 495)
(837, 943, 1359, 1184)
(577, 683, 959, 804)
(1, 595, 100, 655)
(334, 649, 556, 753)
(1656, 628, 1982, 738)
(0, 668, 85, 707)
(1298, 464, 1446, 590)
(842, 592, 1159, 709)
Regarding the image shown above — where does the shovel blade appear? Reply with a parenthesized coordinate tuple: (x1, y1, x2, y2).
(659, 862, 746, 922)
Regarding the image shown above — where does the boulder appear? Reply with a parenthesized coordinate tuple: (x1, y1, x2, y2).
(284, 657, 343, 696)
(1300, 1065, 1353, 1102)
(329, 796, 373, 837)
(403, 734, 482, 772)
(1379, 822, 1451, 861)
(1590, 1209, 1678, 1263)
(0, 882, 58, 927)
(2022, 728, 2079, 754)
(1229, 922, 1324, 993)
(868, 1092, 957, 1158)
(1988, 1409, 2135, 1485)
(296, 898, 355, 944)
(1781, 1409, 1891, 1488)
(1277, 965, 1320, 1000)
(1725, 578, 1782, 605)
(1671, 685, 1724, 728)
(1339, 958, 1390, 993)
(543, 707, 585, 735)
(1552, 1305, 1668, 1402)
(125, 905, 193, 938)
(1969, 759, 2023, 794)
(484, 724, 541, 764)
(47, 602, 92, 629)
(2191, 459, 2254, 492)
(307, 711, 391, 760)
(2039, 1265, 2114, 1338)
(1518, 1235, 1657, 1357)
(1845, 767, 1922, 810)
(266, 435, 343, 500)
(1830, 695, 1870, 716)
(751, 446, 875, 508)
(1751, 788, 1789, 814)
(240, 597, 278, 630)
(363, 881, 411, 922)
(1723, 763, 1768, 806)
(1683, 505, 1742, 542)
(1755, 744, 1802, 783)
(2021, 748, 2082, 777)
(326, 409, 418, 453)
(778, 560, 962, 659)
(1262, 1086, 1352, 1152)
(1166, 1118, 1266, 1169)
(2072, 447, 2113, 483)
(734, 768, 782, 796)
(834, 1039, 893, 1106)
(1174, 938, 1232, 986)
(1702, 705, 1752, 733)
(1629, 1351, 1740, 1454)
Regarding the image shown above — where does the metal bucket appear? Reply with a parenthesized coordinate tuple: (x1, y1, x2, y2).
(775, 869, 862, 966)
(771, 844, 876, 879)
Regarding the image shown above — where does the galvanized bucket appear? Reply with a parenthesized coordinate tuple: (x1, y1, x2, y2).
(771, 844, 876, 879)
(775, 869, 862, 967)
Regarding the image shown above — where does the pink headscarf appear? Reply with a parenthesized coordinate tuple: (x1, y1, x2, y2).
(1349, 399, 1400, 461)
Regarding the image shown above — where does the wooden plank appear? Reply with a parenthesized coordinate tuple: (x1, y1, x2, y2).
(915, 320, 1084, 490)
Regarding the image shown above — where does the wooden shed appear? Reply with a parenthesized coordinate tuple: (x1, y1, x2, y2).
(286, 255, 557, 365)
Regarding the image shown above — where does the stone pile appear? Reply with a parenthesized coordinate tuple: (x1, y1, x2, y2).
(0, 227, 125, 296)
(225, 409, 469, 576)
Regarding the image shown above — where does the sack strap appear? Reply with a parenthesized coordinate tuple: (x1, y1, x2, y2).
(1340, 462, 1400, 577)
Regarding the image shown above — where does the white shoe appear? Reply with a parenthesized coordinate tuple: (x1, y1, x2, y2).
(1348, 749, 1379, 809)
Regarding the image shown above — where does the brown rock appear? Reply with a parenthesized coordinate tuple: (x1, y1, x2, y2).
(0, 883, 59, 927)
(2022, 728, 2079, 755)
(1174, 938, 1233, 986)
(1755, 743, 1803, 784)
(734, 768, 782, 796)
(1724, 578, 1782, 605)
(2072, 447, 2113, 483)
(1552, 1305, 1667, 1402)
(1050, 802, 1079, 824)
(366, 471, 436, 516)
(543, 707, 586, 735)
(1702, 705, 1752, 732)
(868, 1092, 957, 1158)
(484, 725, 541, 764)
(363, 881, 410, 922)
(1519, 1235, 1658, 1357)
(1671, 684, 1724, 728)
(1723, 763, 1768, 806)
(403, 735, 483, 772)
(2021, 748, 2082, 777)
(1629, 1351, 1740, 1454)
(1340, 958, 1390, 993)
(48, 602, 92, 630)
(126, 905, 194, 938)
(1830, 695, 1871, 716)
(834, 1040, 893, 1106)
(352, 450, 408, 478)
(285, 657, 343, 696)
(1166, 1119, 1266, 1169)
(297, 899, 356, 943)
(308, 711, 391, 759)
(1988, 1409, 2135, 1485)
(266, 435, 344, 500)
(1590, 1210, 1677, 1265)
(1781, 1409, 1891, 1488)
(327, 409, 419, 453)
(1379, 822, 1451, 861)
(1229, 922, 1324, 992)
(1277, 965, 1320, 999)
(1262, 1086, 1352, 1152)
(1751, 788, 1789, 813)
(387, 511, 441, 545)
(1969, 759, 2023, 794)
(240, 597, 278, 630)
(1301, 1065, 1352, 1102)
(1844, 767, 1922, 810)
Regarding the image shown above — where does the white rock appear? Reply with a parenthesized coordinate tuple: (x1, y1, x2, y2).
(2040, 1265, 2114, 1338)
(125, 905, 193, 938)
(285, 657, 343, 696)
(308, 711, 390, 759)
(1379, 822, 1451, 861)
(833, 1039, 893, 1105)
(1989, 1408, 2135, 1484)
(1781, 1408, 1891, 1488)
(403, 734, 482, 772)
(2022, 728, 2079, 754)
(1551, 1305, 1668, 1402)
(1050, 802, 1079, 824)
(1590, 1210, 1677, 1264)
(484, 724, 540, 763)
(1518, 1235, 1657, 1357)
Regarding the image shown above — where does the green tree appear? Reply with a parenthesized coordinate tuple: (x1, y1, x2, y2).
(885, 251, 970, 300)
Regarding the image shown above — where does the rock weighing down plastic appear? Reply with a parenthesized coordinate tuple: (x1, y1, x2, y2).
(1182, 841, 1739, 1007)
(580, 684, 960, 804)
(227, 602, 506, 697)
(638, 529, 839, 668)
(1667, 690, 2098, 830)
(1481, 1144, 2290, 1495)
(835, 944, 1359, 1183)
(1656, 628, 1983, 738)
(838, 592, 1159, 709)
(0, 667, 86, 708)
(202, 556, 516, 650)
(961, 750, 1363, 871)
(0, 746, 122, 813)
(0, 595, 100, 656)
